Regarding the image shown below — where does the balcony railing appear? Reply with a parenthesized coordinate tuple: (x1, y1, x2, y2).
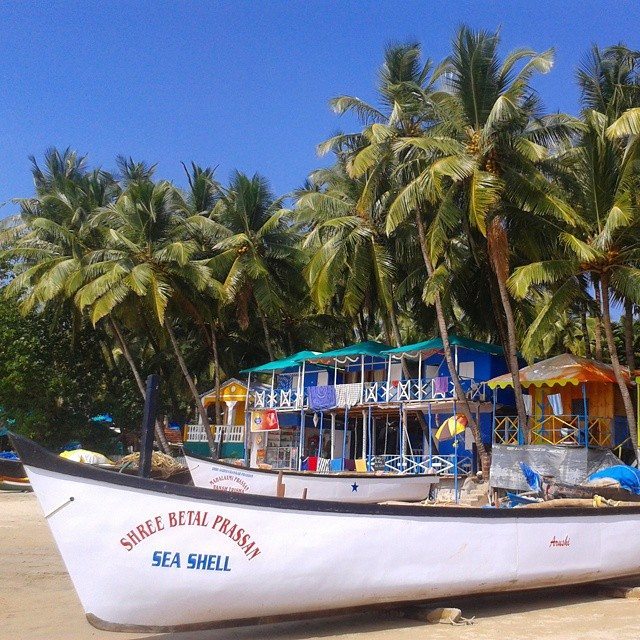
(361, 377, 489, 405)
(366, 454, 472, 476)
(493, 415, 612, 447)
(250, 376, 490, 411)
(251, 388, 301, 410)
(185, 424, 244, 443)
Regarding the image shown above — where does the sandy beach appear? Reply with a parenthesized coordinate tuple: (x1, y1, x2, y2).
(1, 491, 638, 640)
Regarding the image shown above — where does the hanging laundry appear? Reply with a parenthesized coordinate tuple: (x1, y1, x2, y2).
(547, 394, 563, 416)
(308, 385, 337, 411)
(434, 376, 450, 396)
(250, 409, 280, 432)
(335, 383, 362, 408)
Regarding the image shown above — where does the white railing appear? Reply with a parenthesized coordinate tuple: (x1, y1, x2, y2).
(250, 377, 490, 411)
(428, 454, 473, 476)
(367, 454, 472, 476)
(251, 388, 301, 410)
(361, 377, 489, 405)
(185, 424, 244, 443)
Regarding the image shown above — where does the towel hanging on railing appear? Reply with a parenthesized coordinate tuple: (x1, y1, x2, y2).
(335, 383, 362, 408)
(308, 385, 337, 411)
(434, 376, 449, 396)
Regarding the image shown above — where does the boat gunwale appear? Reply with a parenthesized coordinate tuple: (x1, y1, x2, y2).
(0, 455, 27, 479)
(11, 433, 640, 519)
(183, 450, 438, 480)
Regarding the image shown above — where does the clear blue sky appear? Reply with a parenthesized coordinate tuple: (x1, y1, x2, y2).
(0, 1, 638, 216)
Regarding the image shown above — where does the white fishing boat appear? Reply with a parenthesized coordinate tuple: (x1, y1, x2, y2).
(184, 451, 438, 503)
(12, 433, 640, 633)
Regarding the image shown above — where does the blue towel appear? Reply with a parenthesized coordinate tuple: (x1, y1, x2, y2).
(587, 465, 640, 495)
(308, 385, 337, 411)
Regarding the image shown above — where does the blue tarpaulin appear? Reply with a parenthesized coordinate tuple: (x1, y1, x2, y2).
(0, 451, 19, 460)
(587, 465, 640, 495)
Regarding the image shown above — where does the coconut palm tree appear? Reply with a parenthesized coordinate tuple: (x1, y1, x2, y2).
(509, 108, 640, 456)
(209, 171, 303, 361)
(321, 42, 494, 471)
(388, 27, 580, 441)
(75, 175, 223, 453)
(295, 163, 400, 346)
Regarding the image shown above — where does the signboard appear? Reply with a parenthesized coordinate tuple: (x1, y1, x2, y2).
(250, 410, 280, 432)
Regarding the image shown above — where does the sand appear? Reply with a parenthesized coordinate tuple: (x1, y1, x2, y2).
(1, 491, 638, 640)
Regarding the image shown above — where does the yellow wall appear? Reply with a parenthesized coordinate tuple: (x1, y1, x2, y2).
(203, 381, 248, 426)
(527, 382, 614, 418)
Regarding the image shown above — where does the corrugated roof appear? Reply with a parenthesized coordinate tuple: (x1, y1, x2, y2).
(384, 334, 504, 357)
(308, 341, 391, 363)
(240, 350, 321, 374)
(487, 353, 630, 389)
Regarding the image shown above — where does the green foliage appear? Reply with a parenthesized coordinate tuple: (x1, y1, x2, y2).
(2, 30, 640, 451)
(0, 292, 140, 451)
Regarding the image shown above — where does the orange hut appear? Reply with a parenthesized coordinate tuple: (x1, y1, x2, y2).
(488, 354, 633, 450)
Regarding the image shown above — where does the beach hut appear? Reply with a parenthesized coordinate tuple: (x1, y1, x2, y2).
(183, 379, 249, 458)
(381, 335, 514, 475)
(487, 353, 633, 452)
(240, 351, 329, 470)
(303, 341, 391, 471)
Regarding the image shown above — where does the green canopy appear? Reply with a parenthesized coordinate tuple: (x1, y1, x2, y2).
(308, 341, 391, 363)
(383, 335, 504, 357)
(240, 350, 321, 374)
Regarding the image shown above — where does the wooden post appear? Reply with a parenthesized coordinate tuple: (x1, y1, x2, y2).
(298, 360, 306, 409)
(243, 372, 251, 466)
(270, 371, 275, 408)
(276, 471, 285, 498)
(362, 409, 367, 460)
(582, 382, 589, 448)
(299, 409, 305, 471)
(342, 406, 349, 470)
(139, 374, 160, 478)
(330, 412, 336, 465)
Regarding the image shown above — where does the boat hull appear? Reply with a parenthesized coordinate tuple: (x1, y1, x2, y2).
(12, 434, 640, 632)
(0, 456, 31, 491)
(184, 453, 437, 502)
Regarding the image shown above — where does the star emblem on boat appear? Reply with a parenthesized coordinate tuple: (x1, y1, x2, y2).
(351, 482, 358, 492)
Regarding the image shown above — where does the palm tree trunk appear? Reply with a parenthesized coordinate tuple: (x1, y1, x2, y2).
(581, 310, 592, 359)
(600, 276, 638, 461)
(594, 279, 603, 361)
(154, 417, 172, 455)
(164, 317, 216, 456)
(624, 299, 636, 372)
(415, 212, 491, 474)
(258, 309, 275, 361)
(110, 318, 172, 454)
(110, 318, 145, 398)
(487, 218, 528, 441)
(388, 301, 402, 347)
(210, 323, 223, 426)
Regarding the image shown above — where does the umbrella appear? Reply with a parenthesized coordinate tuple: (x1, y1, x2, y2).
(434, 414, 468, 441)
